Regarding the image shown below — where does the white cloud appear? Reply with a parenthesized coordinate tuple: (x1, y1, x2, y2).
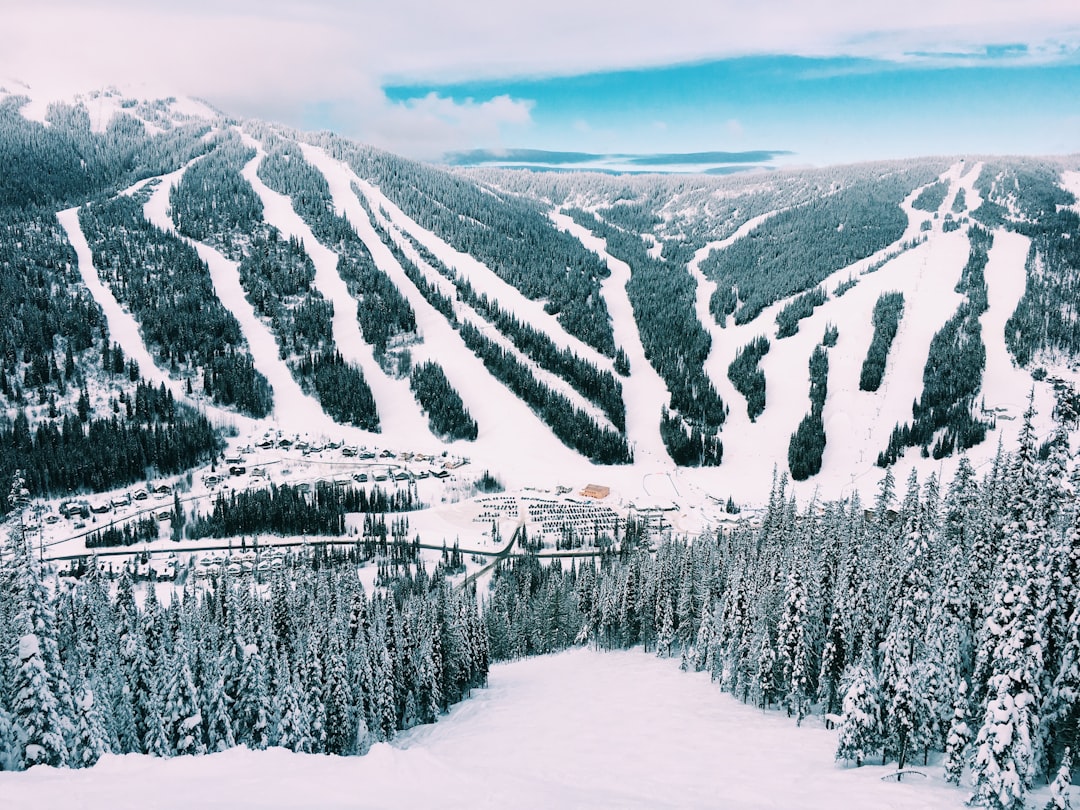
(3, 0, 1078, 156)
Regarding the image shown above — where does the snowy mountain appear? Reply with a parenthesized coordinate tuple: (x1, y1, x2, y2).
(6, 83, 1080, 810)
(2, 82, 1077, 513)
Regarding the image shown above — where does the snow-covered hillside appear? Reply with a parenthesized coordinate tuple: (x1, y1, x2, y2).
(3, 87, 1079, 521)
(0, 649, 976, 810)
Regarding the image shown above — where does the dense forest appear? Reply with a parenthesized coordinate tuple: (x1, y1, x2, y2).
(0, 383, 220, 513)
(788, 345, 829, 481)
(859, 291, 905, 392)
(0, 484, 487, 769)
(0, 210, 101, 411)
(0, 95, 211, 210)
(457, 322, 631, 464)
(186, 481, 420, 541)
(702, 170, 933, 325)
(409, 362, 478, 442)
(775, 287, 828, 339)
(912, 179, 950, 213)
(727, 336, 770, 422)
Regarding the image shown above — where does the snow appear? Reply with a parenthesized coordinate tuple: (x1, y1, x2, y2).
(236, 133, 429, 448)
(978, 230, 1053, 439)
(299, 143, 601, 480)
(3, 81, 218, 134)
(0, 648, 970, 810)
(347, 159, 613, 374)
(18, 633, 40, 662)
(686, 209, 781, 422)
(48, 148, 1071, 518)
(142, 154, 348, 440)
(55, 204, 250, 434)
(1063, 170, 1080, 217)
(550, 211, 673, 467)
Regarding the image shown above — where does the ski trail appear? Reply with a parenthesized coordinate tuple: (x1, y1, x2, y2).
(957, 162, 985, 213)
(979, 230, 1054, 442)
(298, 143, 595, 475)
(686, 210, 779, 412)
(361, 198, 619, 434)
(141, 161, 345, 441)
(339, 163, 612, 374)
(1064, 170, 1080, 216)
(937, 161, 972, 221)
(550, 211, 672, 468)
(236, 136, 432, 445)
(56, 205, 252, 433)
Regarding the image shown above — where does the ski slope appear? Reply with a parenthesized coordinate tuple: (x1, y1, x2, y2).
(347, 158, 613, 374)
(48, 122, 1075, 508)
(550, 210, 673, 468)
(142, 157, 346, 440)
(0, 648, 975, 810)
(237, 135, 432, 446)
(55, 204, 251, 434)
(300, 143, 595, 480)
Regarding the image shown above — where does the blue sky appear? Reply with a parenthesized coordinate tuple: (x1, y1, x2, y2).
(6, 1, 1080, 168)
(379, 55, 1080, 168)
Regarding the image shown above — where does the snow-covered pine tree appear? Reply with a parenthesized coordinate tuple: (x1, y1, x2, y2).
(273, 659, 311, 753)
(777, 568, 812, 725)
(11, 629, 69, 768)
(817, 608, 846, 723)
(71, 677, 110, 768)
(657, 596, 675, 658)
(324, 633, 354, 755)
(943, 679, 973, 784)
(970, 398, 1047, 809)
(234, 642, 270, 750)
(835, 660, 883, 767)
(161, 638, 206, 756)
(1045, 746, 1073, 810)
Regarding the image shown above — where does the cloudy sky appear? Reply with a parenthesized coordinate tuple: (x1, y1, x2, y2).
(5, 0, 1080, 167)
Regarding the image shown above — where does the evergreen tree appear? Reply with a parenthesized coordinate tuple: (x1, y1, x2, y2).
(161, 641, 206, 756)
(836, 661, 883, 767)
(943, 680, 973, 785)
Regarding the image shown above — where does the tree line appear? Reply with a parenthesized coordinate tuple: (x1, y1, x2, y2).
(186, 481, 420, 541)
(788, 344, 829, 481)
(859, 291, 905, 392)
